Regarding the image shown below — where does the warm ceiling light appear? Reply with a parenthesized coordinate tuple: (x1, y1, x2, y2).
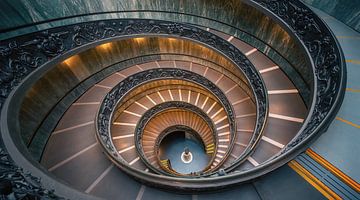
(98, 42, 112, 50)
(134, 37, 145, 43)
(63, 55, 79, 66)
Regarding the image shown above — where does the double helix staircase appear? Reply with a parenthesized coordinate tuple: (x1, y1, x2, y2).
(40, 29, 307, 196)
(0, 1, 346, 199)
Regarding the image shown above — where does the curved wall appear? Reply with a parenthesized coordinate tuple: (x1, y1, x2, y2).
(302, 0, 360, 33)
(3, 2, 346, 198)
(0, 0, 311, 94)
(19, 37, 247, 151)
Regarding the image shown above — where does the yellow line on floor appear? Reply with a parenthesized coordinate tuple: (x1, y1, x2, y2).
(306, 149, 360, 193)
(346, 88, 360, 93)
(346, 59, 360, 65)
(336, 117, 360, 129)
(288, 160, 341, 200)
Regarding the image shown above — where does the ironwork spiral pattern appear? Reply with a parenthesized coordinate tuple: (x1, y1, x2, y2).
(0, 0, 346, 197)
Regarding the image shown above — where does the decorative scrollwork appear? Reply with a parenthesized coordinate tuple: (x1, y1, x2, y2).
(0, 0, 345, 191)
(23, 30, 69, 57)
(0, 30, 68, 108)
(123, 20, 162, 35)
(0, 18, 267, 195)
(72, 21, 117, 46)
(1, 19, 267, 157)
(0, 146, 61, 199)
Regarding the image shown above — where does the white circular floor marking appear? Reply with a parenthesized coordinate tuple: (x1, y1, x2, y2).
(181, 152, 193, 164)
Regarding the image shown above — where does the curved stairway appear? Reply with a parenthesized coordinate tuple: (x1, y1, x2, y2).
(209, 29, 308, 171)
(111, 77, 237, 172)
(0, 0, 350, 199)
(40, 31, 308, 197)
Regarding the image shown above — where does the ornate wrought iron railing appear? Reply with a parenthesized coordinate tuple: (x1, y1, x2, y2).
(0, 0, 345, 197)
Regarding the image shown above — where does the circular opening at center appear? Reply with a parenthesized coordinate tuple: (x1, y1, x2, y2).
(158, 130, 210, 174)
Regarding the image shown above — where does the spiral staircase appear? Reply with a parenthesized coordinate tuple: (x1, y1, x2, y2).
(1, 0, 359, 199)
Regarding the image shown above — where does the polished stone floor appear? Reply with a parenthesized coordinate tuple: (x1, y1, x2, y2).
(307, 6, 360, 182)
(159, 132, 210, 174)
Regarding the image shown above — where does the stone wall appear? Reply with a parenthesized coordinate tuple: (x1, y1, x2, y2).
(302, 0, 360, 33)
